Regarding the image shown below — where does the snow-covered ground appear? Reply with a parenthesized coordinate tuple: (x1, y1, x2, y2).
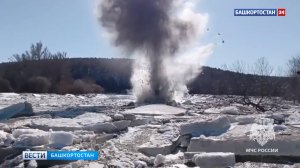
(0, 93, 300, 168)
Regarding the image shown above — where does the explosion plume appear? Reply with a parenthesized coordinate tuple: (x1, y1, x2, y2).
(98, 0, 213, 104)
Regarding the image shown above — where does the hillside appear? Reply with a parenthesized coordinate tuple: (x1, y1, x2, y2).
(0, 58, 291, 97)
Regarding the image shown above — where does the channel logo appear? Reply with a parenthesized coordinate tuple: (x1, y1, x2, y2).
(23, 151, 99, 160)
(234, 9, 286, 16)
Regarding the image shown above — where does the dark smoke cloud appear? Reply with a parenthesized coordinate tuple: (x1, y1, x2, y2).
(99, 0, 196, 104)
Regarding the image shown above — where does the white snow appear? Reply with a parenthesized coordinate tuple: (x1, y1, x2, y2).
(192, 152, 235, 168)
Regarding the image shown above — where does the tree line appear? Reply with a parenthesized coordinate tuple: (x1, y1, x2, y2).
(0, 42, 300, 107)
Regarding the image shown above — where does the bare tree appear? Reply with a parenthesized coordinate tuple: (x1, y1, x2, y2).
(253, 57, 274, 76)
(10, 42, 67, 62)
(231, 60, 248, 73)
(287, 55, 300, 76)
(233, 57, 277, 112)
(287, 55, 300, 103)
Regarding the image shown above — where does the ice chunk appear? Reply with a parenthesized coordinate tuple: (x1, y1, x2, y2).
(13, 129, 48, 147)
(113, 114, 124, 121)
(85, 123, 117, 133)
(0, 130, 14, 146)
(27, 160, 38, 168)
(236, 116, 256, 125)
(154, 154, 166, 166)
(130, 118, 149, 127)
(88, 162, 105, 168)
(85, 120, 131, 133)
(113, 120, 131, 130)
(180, 116, 230, 137)
(14, 134, 49, 147)
(133, 160, 147, 168)
(204, 106, 242, 115)
(219, 106, 240, 115)
(0, 102, 33, 120)
(30, 113, 112, 131)
(74, 113, 111, 125)
(73, 130, 95, 143)
(31, 118, 82, 131)
(0, 123, 10, 132)
(124, 104, 185, 116)
(164, 152, 185, 165)
(273, 124, 287, 132)
(192, 152, 235, 168)
(123, 113, 136, 121)
(12, 129, 46, 138)
(49, 131, 74, 148)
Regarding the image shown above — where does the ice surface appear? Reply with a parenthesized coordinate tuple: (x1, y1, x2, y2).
(12, 129, 46, 138)
(137, 124, 180, 156)
(49, 131, 74, 148)
(0, 102, 33, 120)
(219, 106, 241, 115)
(14, 134, 49, 147)
(73, 130, 95, 143)
(30, 113, 112, 131)
(204, 106, 243, 115)
(31, 118, 82, 131)
(124, 104, 186, 116)
(12, 129, 49, 147)
(192, 152, 235, 168)
(235, 116, 256, 125)
(85, 120, 130, 133)
(0, 93, 298, 167)
(180, 116, 231, 136)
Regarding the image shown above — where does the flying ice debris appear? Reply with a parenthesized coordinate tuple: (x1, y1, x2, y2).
(98, 0, 213, 104)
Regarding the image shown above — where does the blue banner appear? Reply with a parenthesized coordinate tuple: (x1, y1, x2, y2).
(47, 151, 99, 160)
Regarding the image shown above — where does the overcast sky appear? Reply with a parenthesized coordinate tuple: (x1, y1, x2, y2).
(0, 0, 299, 73)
